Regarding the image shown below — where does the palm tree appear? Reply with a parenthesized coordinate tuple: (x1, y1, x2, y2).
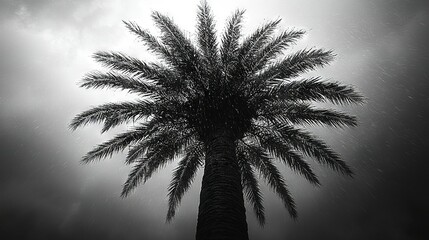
(70, 2, 363, 240)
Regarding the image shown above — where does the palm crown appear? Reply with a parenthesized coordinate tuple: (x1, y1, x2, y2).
(71, 1, 363, 229)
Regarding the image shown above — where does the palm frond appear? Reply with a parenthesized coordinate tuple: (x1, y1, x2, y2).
(220, 9, 245, 70)
(197, 1, 219, 71)
(259, 48, 334, 82)
(271, 123, 353, 176)
(166, 141, 204, 221)
(93, 51, 159, 79)
(268, 77, 365, 104)
(93, 50, 189, 95)
(237, 147, 265, 225)
(121, 129, 193, 197)
(70, 100, 154, 133)
(151, 12, 205, 90)
(149, 65, 188, 93)
(240, 141, 297, 219)
(123, 21, 174, 64)
(81, 124, 150, 163)
(120, 159, 148, 197)
(125, 120, 190, 164)
(126, 141, 147, 165)
(248, 130, 320, 186)
(80, 71, 155, 95)
(124, 19, 204, 93)
(259, 101, 357, 128)
(239, 19, 282, 66)
(251, 29, 306, 73)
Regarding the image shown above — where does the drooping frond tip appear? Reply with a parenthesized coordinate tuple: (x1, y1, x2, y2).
(121, 126, 194, 198)
(166, 142, 203, 222)
(237, 151, 266, 225)
(239, 141, 297, 219)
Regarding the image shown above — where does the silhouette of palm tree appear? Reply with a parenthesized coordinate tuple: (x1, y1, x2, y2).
(70, 2, 363, 239)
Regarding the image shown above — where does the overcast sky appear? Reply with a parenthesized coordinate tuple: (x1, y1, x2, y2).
(1, 0, 428, 239)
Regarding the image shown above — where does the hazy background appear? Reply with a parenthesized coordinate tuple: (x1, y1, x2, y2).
(1, 0, 428, 239)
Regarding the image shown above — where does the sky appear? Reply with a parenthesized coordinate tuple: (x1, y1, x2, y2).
(0, 0, 428, 239)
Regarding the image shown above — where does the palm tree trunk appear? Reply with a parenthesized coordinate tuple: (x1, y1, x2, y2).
(196, 129, 249, 240)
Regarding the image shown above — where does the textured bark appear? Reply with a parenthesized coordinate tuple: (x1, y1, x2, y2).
(196, 130, 249, 240)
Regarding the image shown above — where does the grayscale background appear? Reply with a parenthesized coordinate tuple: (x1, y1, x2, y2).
(1, 0, 428, 239)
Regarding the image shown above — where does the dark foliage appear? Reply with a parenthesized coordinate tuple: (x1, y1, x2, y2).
(71, 0, 362, 227)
